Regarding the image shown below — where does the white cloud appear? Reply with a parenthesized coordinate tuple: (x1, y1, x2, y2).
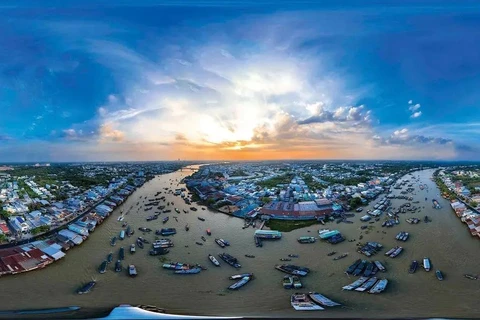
(409, 103, 421, 112)
(411, 111, 422, 118)
(408, 100, 413, 104)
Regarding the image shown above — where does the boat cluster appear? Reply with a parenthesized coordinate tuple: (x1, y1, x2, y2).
(395, 231, 409, 241)
(228, 273, 254, 290)
(384, 246, 403, 258)
(346, 259, 386, 277)
(283, 275, 302, 289)
(318, 229, 345, 244)
(290, 292, 341, 311)
(342, 277, 388, 293)
(406, 217, 421, 224)
(357, 242, 383, 257)
(219, 253, 241, 268)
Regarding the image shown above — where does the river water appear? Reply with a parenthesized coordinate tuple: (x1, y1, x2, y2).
(1, 167, 479, 318)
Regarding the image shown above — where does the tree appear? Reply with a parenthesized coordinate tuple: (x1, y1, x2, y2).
(470, 201, 478, 208)
(30, 225, 50, 235)
(349, 197, 363, 209)
(261, 197, 272, 204)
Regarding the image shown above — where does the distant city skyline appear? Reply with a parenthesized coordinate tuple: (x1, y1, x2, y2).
(0, 0, 479, 161)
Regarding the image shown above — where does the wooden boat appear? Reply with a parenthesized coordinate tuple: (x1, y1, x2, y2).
(369, 279, 388, 293)
(342, 276, 369, 290)
(464, 274, 478, 280)
(436, 270, 444, 281)
(136, 239, 144, 249)
(195, 242, 203, 246)
(107, 252, 113, 263)
(409, 260, 418, 274)
(115, 260, 122, 272)
(280, 258, 292, 261)
(185, 224, 189, 231)
(229, 273, 253, 280)
(218, 239, 230, 246)
(198, 217, 205, 221)
(77, 281, 96, 294)
(355, 277, 378, 292)
(228, 275, 253, 290)
(201, 236, 206, 242)
(119, 247, 125, 260)
(283, 275, 293, 289)
(130, 244, 136, 254)
(208, 254, 220, 266)
(110, 236, 117, 246)
(308, 292, 341, 307)
(244, 254, 255, 258)
(175, 267, 202, 274)
(162, 217, 169, 224)
(327, 251, 337, 256)
(333, 253, 348, 260)
(374, 261, 386, 272)
(423, 257, 431, 271)
(98, 260, 107, 274)
(292, 275, 302, 289)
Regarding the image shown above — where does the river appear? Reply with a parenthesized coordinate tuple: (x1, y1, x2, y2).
(1, 167, 479, 319)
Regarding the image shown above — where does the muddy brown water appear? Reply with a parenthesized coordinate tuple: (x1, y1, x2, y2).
(1, 167, 479, 318)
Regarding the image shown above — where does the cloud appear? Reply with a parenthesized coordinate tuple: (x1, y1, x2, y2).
(407, 100, 422, 119)
(98, 124, 124, 142)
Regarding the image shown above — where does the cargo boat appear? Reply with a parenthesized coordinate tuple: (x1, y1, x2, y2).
(175, 267, 201, 274)
(218, 253, 241, 268)
(158, 228, 176, 236)
(128, 265, 138, 277)
(215, 238, 225, 248)
(218, 239, 230, 246)
(297, 236, 316, 244)
(115, 260, 122, 272)
(275, 264, 309, 277)
(290, 293, 324, 311)
(130, 244, 135, 254)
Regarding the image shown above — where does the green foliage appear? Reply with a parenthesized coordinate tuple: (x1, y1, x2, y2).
(260, 197, 272, 204)
(28, 202, 42, 211)
(0, 209, 10, 219)
(470, 201, 478, 208)
(0, 234, 7, 243)
(349, 197, 363, 209)
(257, 173, 295, 188)
(266, 219, 319, 232)
(30, 225, 50, 235)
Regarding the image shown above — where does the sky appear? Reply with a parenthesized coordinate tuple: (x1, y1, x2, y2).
(0, 0, 479, 162)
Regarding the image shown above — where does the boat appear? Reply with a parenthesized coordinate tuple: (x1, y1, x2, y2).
(119, 247, 125, 260)
(409, 260, 418, 274)
(283, 276, 294, 289)
(130, 244, 136, 254)
(244, 254, 255, 258)
(206, 229, 211, 236)
(292, 275, 302, 289)
(290, 293, 324, 311)
(162, 217, 169, 224)
(122, 222, 127, 228)
(215, 238, 225, 248)
(297, 236, 316, 244)
(175, 267, 202, 274)
(107, 253, 113, 263)
(228, 273, 253, 280)
(374, 261, 386, 272)
(195, 242, 203, 246)
(423, 257, 431, 271)
(126, 226, 133, 237)
(228, 275, 253, 290)
(158, 228, 177, 236)
(346, 259, 361, 274)
(275, 264, 309, 277)
(128, 265, 138, 277)
(117, 216, 124, 222)
(115, 260, 122, 272)
(175, 208, 180, 214)
(198, 217, 205, 221)
(288, 254, 299, 258)
(333, 253, 348, 261)
(99, 260, 107, 274)
(138, 227, 152, 232)
(136, 239, 144, 249)
(327, 251, 337, 256)
(119, 230, 125, 240)
(436, 270, 444, 281)
(185, 224, 189, 231)
(342, 276, 369, 290)
(218, 239, 230, 246)
(183, 209, 188, 213)
(208, 254, 220, 266)
(201, 236, 206, 242)
(369, 279, 388, 294)
(218, 253, 241, 268)
(352, 260, 367, 276)
(308, 292, 341, 307)
(280, 258, 292, 261)
(110, 236, 117, 246)
(355, 277, 378, 292)
(190, 207, 197, 211)
(77, 281, 96, 294)
(389, 247, 403, 258)
(464, 274, 478, 280)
